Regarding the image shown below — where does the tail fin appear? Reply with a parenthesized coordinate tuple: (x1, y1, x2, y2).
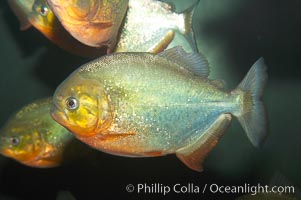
(233, 58, 268, 147)
(180, 1, 199, 52)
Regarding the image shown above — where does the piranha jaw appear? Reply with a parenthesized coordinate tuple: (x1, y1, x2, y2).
(51, 102, 65, 120)
(1, 147, 59, 168)
(51, 72, 114, 138)
(0, 146, 40, 165)
(50, 104, 71, 132)
(23, 159, 60, 168)
(50, 97, 101, 138)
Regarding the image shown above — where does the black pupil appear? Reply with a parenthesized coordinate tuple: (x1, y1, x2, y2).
(68, 99, 76, 108)
(11, 137, 19, 145)
(66, 97, 78, 110)
(40, 6, 48, 16)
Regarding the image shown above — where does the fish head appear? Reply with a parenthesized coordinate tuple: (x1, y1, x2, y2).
(51, 73, 111, 138)
(28, 0, 104, 58)
(0, 119, 45, 166)
(47, 0, 90, 22)
(0, 98, 66, 168)
(47, 0, 128, 48)
(29, 0, 57, 38)
(47, 0, 122, 24)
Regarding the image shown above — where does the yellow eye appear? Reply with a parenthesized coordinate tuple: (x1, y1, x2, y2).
(65, 97, 79, 111)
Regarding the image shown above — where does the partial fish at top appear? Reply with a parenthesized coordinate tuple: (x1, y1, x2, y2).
(8, 0, 103, 57)
(46, 0, 199, 53)
(29, 0, 104, 57)
(115, 0, 199, 53)
(46, 0, 129, 52)
(9, 0, 199, 56)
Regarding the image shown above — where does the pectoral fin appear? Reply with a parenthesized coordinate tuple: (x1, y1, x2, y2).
(91, 22, 113, 29)
(98, 131, 136, 141)
(176, 114, 232, 172)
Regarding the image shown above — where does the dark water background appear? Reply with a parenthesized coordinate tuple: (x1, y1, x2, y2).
(0, 0, 300, 199)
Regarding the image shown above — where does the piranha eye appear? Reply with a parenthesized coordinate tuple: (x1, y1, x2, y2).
(10, 137, 20, 146)
(39, 5, 49, 16)
(66, 97, 79, 111)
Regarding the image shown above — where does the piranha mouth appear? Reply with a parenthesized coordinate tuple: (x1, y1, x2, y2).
(1, 148, 57, 167)
(50, 104, 68, 127)
(0, 139, 16, 159)
(0, 148, 13, 158)
(23, 158, 60, 168)
(1, 148, 30, 163)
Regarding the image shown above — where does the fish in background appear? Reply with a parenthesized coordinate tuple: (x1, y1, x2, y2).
(46, 0, 199, 53)
(9, 0, 199, 56)
(115, 0, 199, 53)
(0, 98, 72, 168)
(46, 0, 129, 52)
(7, 0, 33, 30)
(8, 0, 103, 57)
(51, 47, 268, 172)
(29, 0, 104, 57)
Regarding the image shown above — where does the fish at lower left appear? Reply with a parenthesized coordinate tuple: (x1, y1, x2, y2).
(0, 98, 72, 168)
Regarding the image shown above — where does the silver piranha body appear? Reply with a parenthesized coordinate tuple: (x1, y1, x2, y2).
(51, 47, 268, 171)
(115, 0, 198, 53)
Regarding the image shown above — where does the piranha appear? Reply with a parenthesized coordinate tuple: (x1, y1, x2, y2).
(115, 0, 199, 53)
(0, 98, 72, 168)
(51, 47, 268, 172)
(8, 0, 34, 30)
(46, 0, 129, 51)
(28, 0, 103, 57)
(8, 0, 103, 57)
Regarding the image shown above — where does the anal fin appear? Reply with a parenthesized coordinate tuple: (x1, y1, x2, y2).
(176, 114, 232, 172)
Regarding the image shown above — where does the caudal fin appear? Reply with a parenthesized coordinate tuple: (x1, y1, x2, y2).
(180, 1, 199, 52)
(233, 58, 268, 147)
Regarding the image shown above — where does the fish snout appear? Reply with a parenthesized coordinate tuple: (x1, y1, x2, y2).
(50, 104, 62, 121)
(0, 136, 10, 149)
(50, 104, 69, 127)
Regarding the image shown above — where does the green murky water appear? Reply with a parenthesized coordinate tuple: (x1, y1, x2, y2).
(0, 0, 300, 199)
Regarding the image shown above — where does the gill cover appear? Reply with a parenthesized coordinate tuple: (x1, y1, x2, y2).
(52, 74, 112, 137)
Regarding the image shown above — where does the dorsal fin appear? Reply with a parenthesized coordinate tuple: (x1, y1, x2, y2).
(176, 114, 231, 172)
(158, 46, 210, 77)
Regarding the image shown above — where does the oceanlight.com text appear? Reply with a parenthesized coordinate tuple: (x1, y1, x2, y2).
(125, 183, 295, 196)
